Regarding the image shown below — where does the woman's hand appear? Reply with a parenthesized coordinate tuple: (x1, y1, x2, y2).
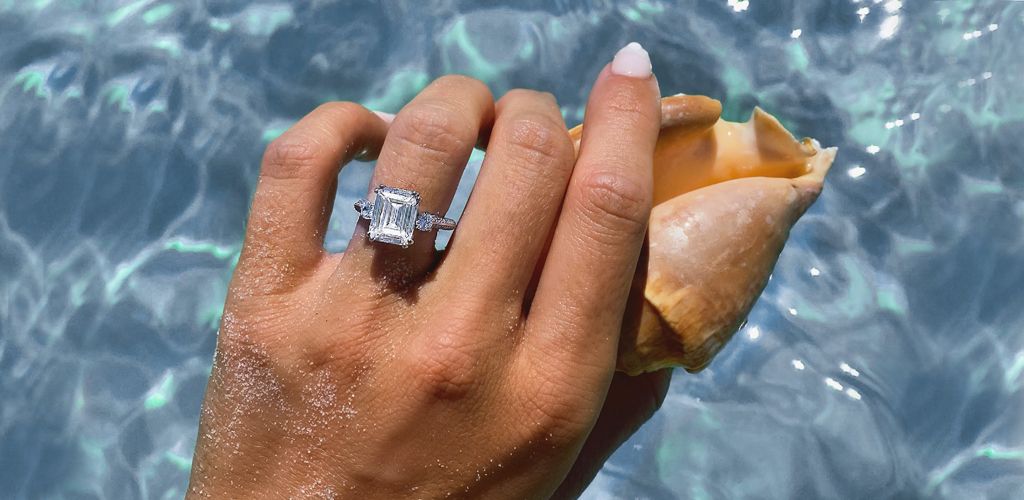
(188, 43, 667, 499)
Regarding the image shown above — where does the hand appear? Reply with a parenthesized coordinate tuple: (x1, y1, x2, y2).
(188, 43, 667, 499)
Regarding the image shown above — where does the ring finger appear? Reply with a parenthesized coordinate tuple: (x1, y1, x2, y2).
(341, 75, 495, 287)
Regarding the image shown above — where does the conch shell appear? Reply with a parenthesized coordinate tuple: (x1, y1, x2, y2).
(568, 95, 836, 375)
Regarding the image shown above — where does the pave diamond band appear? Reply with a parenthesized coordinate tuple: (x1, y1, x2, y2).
(354, 185, 457, 247)
(414, 212, 457, 232)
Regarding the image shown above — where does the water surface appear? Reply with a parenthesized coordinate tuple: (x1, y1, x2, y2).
(1, 1, 1022, 498)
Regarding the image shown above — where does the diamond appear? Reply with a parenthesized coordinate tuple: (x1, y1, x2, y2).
(368, 186, 419, 246)
(354, 199, 373, 220)
(416, 213, 435, 231)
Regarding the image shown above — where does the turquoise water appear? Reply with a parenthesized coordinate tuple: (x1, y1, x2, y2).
(1, 1, 1022, 498)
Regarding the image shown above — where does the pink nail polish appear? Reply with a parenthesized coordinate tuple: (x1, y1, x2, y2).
(610, 42, 653, 78)
(373, 111, 396, 123)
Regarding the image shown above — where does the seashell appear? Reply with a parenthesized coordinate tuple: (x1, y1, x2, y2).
(568, 95, 836, 375)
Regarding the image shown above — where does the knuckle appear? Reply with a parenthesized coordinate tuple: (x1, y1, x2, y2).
(502, 114, 573, 168)
(393, 103, 473, 158)
(602, 85, 657, 124)
(303, 309, 384, 371)
(500, 88, 556, 106)
(313, 100, 363, 118)
(261, 134, 324, 182)
(575, 171, 651, 236)
(435, 74, 492, 99)
(518, 385, 590, 446)
(209, 337, 289, 408)
(408, 334, 480, 401)
(214, 304, 296, 362)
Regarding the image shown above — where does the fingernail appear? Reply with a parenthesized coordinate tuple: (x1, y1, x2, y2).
(373, 111, 395, 123)
(610, 42, 652, 78)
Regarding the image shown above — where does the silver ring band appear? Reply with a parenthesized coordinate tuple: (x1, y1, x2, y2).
(354, 185, 457, 247)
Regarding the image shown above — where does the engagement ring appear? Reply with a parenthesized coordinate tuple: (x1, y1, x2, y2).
(354, 185, 457, 247)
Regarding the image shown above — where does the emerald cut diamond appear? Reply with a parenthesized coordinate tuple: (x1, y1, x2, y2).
(355, 185, 457, 246)
(368, 186, 419, 247)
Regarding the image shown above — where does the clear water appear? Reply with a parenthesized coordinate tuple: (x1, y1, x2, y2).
(2, 1, 1022, 498)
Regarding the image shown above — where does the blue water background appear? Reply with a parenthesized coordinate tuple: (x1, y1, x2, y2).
(1, 1, 1022, 498)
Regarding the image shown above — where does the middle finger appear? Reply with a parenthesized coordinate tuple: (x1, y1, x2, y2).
(437, 89, 575, 307)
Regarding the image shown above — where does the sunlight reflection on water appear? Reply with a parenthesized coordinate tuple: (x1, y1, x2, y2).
(1, 1, 1022, 498)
